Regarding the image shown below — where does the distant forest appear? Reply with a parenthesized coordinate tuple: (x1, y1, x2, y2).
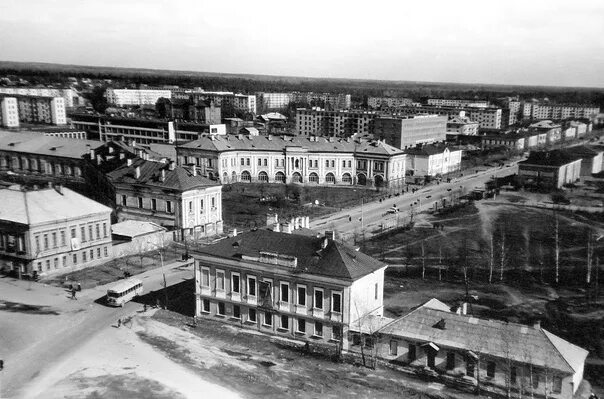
(1, 61, 603, 107)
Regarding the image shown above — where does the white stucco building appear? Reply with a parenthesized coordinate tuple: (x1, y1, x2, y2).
(404, 145, 463, 177)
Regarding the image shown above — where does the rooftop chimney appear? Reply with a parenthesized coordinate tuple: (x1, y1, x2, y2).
(89, 148, 95, 159)
(192, 167, 197, 176)
(119, 152, 125, 160)
(135, 166, 141, 179)
(533, 320, 541, 330)
(272, 223, 280, 232)
(169, 161, 176, 171)
(160, 168, 166, 182)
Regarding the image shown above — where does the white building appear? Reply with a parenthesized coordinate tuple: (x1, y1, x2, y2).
(367, 97, 414, 109)
(446, 114, 479, 136)
(105, 88, 172, 107)
(0, 97, 19, 127)
(404, 145, 463, 177)
(0, 186, 113, 279)
(0, 87, 80, 108)
(427, 99, 489, 108)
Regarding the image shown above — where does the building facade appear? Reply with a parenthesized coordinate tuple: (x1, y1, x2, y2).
(427, 99, 489, 108)
(193, 228, 387, 351)
(105, 88, 172, 107)
(518, 150, 582, 189)
(404, 145, 463, 177)
(446, 115, 479, 136)
(0, 87, 80, 108)
(295, 108, 378, 137)
(387, 106, 502, 130)
(367, 97, 414, 109)
(0, 95, 66, 126)
(0, 97, 19, 128)
(372, 115, 448, 149)
(176, 134, 407, 188)
(522, 103, 599, 121)
(0, 186, 113, 279)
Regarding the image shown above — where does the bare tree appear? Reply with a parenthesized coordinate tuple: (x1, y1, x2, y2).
(500, 225, 508, 282)
(421, 240, 426, 280)
(554, 215, 560, 284)
(489, 233, 495, 284)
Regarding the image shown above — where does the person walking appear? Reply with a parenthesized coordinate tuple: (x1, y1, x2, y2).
(71, 288, 77, 300)
(117, 318, 121, 328)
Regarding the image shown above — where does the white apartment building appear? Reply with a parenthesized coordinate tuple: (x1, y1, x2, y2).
(404, 145, 463, 177)
(0, 186, 113, 279)
(392, 106, 502, 130)
(295, 108, 378, 137)
(105, 88, 172, 107)
(0, 97, 19, 128)
(0, 87, 79, 108)
(258, 93, 293, 109)
(522, 103, 600, 121)
(427, 99, 489, 108)
(176, 134, 407, 188)
(0, 95, 66, 125)
(367, 97, 414, 109)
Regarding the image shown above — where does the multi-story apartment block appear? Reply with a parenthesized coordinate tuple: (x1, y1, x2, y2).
(0, 130, 104, 192)
(367, 97, 414, 109)
(522, 102, 600, 121)
(257, 93, 293, 110)
(372, 115, 448, 149)
(446, 115, 479, 135)
(0, 186, 113, 279)
(0, 87, 80, 108)
(172, 90, 256, 114)
(105, 157, 223, 236)
(291, 93, 352, 110)
(176, 134, 406, 188)
(426, 99, 489, 108)
(390, 106, 502, 130)
(295, 108, 378, 137)
(0, 95, 66, 126)
(0, 97, 19, 128)
(193, 228, 387, 350)
(105, 88, 172, 107)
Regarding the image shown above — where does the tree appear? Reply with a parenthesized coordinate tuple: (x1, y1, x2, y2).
(421, 240, 426, 280)
(554, 215, 560, 284)
(86, 86, 108, 113)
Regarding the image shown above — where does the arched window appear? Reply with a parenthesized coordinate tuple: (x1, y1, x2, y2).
(241, 171, 251, 182)
(275, 172, 286, 183)
(357, 173, 367, 186)
(342, 173, 352, 184)
(374, 174, 384, 187)
(309, 173, 319, 183)
(223, 172, 229, 183)
(294, 159, 300, 169)
(291, 172, 302, 183)
(258, 171, 269, 182)
(325, 173, 336, 184)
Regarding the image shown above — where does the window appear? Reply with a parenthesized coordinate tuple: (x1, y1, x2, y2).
(331, 292, 342, 313)
(325, 160, 329, 168)
(188, 201, 193, 212)
(314, 288, 323, 309)
(332, 326, 342, 341)
(95, 224, 100, 239)
(37, 262, 42, 272)
(408, 344, 416, 361)
(240, 158, 244, 166)
(264, 311, 272, 326)
(246, 158, 250, 166)
(104, 247, 108, 257)
(166, 200, 173, 213)
(352, 333, 361, 345)
(73, 254, 77, 264)
(97, 248, 101, 258)
(297, 285, 306, 306)
(280, 282, 289, 303)
(365, 337, 374, 349)
(258, 158, 262, 166)
(231, 273, 240, 293)
(248, 308, 257, 323)
(446, 353, 455, 370)
(89, 226, 93, 241)
(216, 270, 225, 290)
(233, 305, 241, 319)
(103, 223, 107, 238)
(46, 260, 50, 270)
(138, 197, 143, 208)
(54, 258, 58, 269)
(35, 235, 40, 252)
(375, 283, 379, 300)
(199, 199, 204, 212)
(82, 251, 87, 262)
(297, 318, 306, 333)
(314, 322, 323, 337)
(281, 315, 289, 329)
(151, 199, 157, 211)
(71, 228, 76, 239)
(60, 231, 66, 246)
(390, 340, 398, 356)
(201, 267, 210, 287)
(62, 256, 67, 268)
(43, 234, 49, 249)
(211, 197, 215, 208)
(90, 249, 94, 260)
(342, 160, 346, 168)
(202, 298, 210, 313)
(248, 276, 256, 297)
(552, 376, 562, 393)
(466, 359, 475, 376)
(217, 302, 225, 316)
(510, 367, 517, 385)
(487, 362, 495, 378)
(532, 374, 540, 389)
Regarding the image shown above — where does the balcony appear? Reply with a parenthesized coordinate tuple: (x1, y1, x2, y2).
(312, 308, 325, 319)
(215, 289, 226, 299)
(200, 286, 211, 296)
(295, 305, 307, 315)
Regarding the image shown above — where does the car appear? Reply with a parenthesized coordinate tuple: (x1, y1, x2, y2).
(386, 207, 400, 214)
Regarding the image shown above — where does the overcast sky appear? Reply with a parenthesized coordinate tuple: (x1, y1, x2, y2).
(1, 0, 603, 88)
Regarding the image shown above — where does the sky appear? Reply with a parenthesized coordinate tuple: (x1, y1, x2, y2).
(1, 0, 603, 88)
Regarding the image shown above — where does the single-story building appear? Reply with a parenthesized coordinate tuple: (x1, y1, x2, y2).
(518, 150, 582, 189)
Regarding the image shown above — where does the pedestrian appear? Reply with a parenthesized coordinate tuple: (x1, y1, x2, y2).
(117, 318, 121, 328)
(155, 298, 160, 309)
(143, 303, 147, 312)
(71, 288, 77, 300)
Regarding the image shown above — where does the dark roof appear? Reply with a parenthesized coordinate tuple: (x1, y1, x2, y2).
(520, 150, 582, 167)
(194, 229, 387, 281)
(563, 145, 602, 159)
(379, 300, 588, 374)
(107, 158, 219, 191)
(404, 144, 461, 156)
(0, 130, 103, 159)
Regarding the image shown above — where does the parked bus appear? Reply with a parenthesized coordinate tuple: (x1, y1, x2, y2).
(106, 278, 143, 307)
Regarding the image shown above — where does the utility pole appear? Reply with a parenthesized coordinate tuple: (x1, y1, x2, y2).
(555, 215, 560, 284)
(158, 250, 168, 310)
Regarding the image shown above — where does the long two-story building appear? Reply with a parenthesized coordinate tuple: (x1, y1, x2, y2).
(193, 228, 387, 351)
(176, 134, 406, 188)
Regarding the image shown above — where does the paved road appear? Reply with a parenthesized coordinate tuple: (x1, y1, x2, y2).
(310, 163, 518, 241)
(1, 260, 193, 399)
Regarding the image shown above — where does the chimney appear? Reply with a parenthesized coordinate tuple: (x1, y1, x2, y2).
(135, 166, 141, 179)
(192, 167, 197, 176)
(89, 148, 95, 159)
(169, 161, 176, 170)
(533, 320, 541, 330)
(127, 158, 133, 166)
(232, 228, 238, 237)
(54, 184, 63, 195)
(108, 146, 114, 154)
(160, 168, 166, 182)
(119, 152, 125, 160)
(456, 302, 468, 315)
(96, 154, 102, 165)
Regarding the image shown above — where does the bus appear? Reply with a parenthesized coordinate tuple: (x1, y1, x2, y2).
(106, 278, 143, 307)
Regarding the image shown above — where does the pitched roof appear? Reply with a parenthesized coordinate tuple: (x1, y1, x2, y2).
(447, 116, 478, 125)
(562, 145, 602, 159)
(194, 229, 387, 281)
(111, 220, 166, 238)
(529, 120, 561, 129)
(378, 300, 588, 374)
(178, 134, 404, 157)
(0, 186, 112, 226)
(0, 130, 104, 159)
(106, 158, 219, 192)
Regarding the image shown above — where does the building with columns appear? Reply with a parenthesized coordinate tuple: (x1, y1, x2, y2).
(176, 134, 406, 188)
